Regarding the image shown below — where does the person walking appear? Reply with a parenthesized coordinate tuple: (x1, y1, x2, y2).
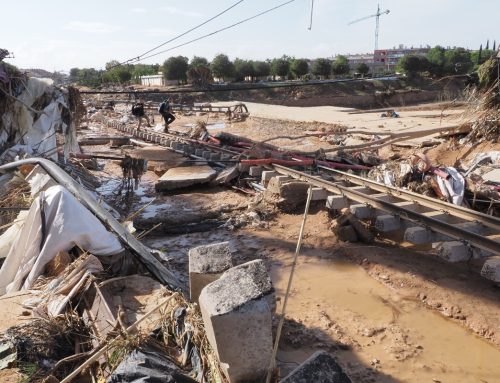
(131, 99, 151, 130)
(158, 97, 176, 132)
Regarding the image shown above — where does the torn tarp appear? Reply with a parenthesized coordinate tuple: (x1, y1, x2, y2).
(0, 185, 123, 294)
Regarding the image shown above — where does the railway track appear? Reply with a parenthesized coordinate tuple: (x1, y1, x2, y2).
(101, 118, 500, 274)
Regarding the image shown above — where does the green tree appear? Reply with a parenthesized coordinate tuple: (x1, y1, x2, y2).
(234, 59, 256, 81)
(210, 54, 235, 81)
(70, 68, 103, 87)
(396, 55, 428, 77)
(444, 48, 473, 75)
(311, 58, 331, 78)
(290, 58, 309, 79)
(190, 56, 209, 68)
(331, 55, 350, 76)
(163, 56, 189, 83)
(271, 56, 291, 78)
(253, 61, 271, 78)
(426, 45, 446, 76)
(356, 63, 370, 77)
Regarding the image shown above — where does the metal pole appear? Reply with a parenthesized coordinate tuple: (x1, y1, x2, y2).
(265, 185, 313, 383)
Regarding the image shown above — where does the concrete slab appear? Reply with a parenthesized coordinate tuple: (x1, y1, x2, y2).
(199, 259, 275, 382)
(189, 242, 233, 303)
(281, 350, 352, 383)
(155, 165, 216, 191)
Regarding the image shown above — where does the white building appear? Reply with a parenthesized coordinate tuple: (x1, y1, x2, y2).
(140, 74, 165, 86)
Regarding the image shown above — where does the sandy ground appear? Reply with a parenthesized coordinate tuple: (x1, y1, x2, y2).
(211, 101, 464, 146)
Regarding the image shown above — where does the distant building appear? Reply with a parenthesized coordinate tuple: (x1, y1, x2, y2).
(343, 53, 375, 72)
(373, 44, 430, 73)
(140, 74, 165, 86)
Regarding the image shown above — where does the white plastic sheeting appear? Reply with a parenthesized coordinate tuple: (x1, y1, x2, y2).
(0, 185, 123, 295)
(436, 167, 466, 206)
(0, 77, 79, 162)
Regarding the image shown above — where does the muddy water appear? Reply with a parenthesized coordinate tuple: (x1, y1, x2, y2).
(272, 259, 500, 383)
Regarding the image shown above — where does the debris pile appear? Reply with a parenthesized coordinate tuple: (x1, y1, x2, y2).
(461, 57, 500, 143)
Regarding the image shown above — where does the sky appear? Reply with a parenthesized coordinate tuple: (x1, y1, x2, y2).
(2, 0, 499, 72)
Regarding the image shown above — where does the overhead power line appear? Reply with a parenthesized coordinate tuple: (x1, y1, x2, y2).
(132, 0, 245, 63)
(133, 0, 297, 63)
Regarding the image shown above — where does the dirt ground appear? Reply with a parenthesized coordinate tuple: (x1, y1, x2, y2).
(80, 98, 500, 383)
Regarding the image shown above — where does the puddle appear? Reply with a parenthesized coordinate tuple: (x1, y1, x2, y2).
(272, 259, 500, 382)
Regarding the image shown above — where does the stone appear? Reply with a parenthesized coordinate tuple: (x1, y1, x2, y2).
(189, 242, 233, 303)
(155, 165, 216, 191)
(199, 259, 275, 382)
(281, 350, 351, 383)
(480, 256, 500, 282)
(336, 225, 358, 242)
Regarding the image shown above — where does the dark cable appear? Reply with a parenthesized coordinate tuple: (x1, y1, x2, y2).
(127, 0, 245, 65)
(134, 0, 296, 63)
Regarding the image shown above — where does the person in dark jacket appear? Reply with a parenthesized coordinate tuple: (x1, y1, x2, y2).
(158, 98, 175, 132)
(131, 99, 151, 130)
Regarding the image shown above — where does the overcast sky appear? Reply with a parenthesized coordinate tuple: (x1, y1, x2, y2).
(3, 0, 499, 72)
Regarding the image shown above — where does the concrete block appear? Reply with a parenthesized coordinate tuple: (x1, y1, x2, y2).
(248, 166, 263, 177)
(195, 148, 204, 157)
(310, 187, 330, 201)
(189, 242, 233, 303)
(481, 256, 500, 282)
(202, 150, 212, 159)
(155, 165, 216, 191)
(405, 222, 487, 245)
(350, 204, 373, 219)
(221, 154, 232, 161)
(435, 241, 472, 262)
(281, 350, 351, 383)
(199, 259, 275, 382)
(169, 140, 177, 149)
(375, 214, 401, 232)
(326, 195, 348, 210)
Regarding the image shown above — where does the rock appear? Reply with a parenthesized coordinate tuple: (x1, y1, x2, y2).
(281, 350, 352, 383)
(199, 259, 275, 382)
(189, 242, 233, 303)
(481, 256, 500, 283)
(155, 165, 216, 191)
